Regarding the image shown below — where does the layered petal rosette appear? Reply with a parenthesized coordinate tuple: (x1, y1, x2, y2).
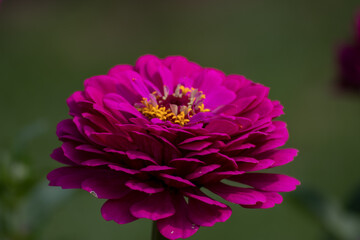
(48, 55, 300, 239)
(338, 11, 360, 92)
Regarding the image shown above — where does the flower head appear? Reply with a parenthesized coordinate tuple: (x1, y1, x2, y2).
(338, 11, 360, 92)
(48, 55, 300, 239)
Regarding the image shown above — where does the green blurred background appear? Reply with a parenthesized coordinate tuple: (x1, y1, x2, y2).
(1, 0, 360, 239)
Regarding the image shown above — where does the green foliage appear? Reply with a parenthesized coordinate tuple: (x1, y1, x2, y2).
(291, 186, 360, 240)
(0, 120, 73, 240)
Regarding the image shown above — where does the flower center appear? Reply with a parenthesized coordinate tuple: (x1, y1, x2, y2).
(136, 84, 210, 126)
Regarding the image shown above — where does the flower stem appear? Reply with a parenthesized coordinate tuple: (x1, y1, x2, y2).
(152, 221, 167, 240)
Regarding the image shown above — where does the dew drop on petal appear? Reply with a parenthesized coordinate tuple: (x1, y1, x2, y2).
(90, 191, 98, 198)
(170, 231, 174, 234)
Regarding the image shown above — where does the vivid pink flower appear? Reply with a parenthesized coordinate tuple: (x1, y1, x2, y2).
(338, 11, 360, 92)
(48, 55, 300, 239)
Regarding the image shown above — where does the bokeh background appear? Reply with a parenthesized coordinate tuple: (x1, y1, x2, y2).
(1, 0, 360, 239)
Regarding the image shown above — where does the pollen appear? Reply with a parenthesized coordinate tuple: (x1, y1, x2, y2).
(138, 98, 173, 121)
(136, 84, 210, 126)
(198, 103, 210, 112)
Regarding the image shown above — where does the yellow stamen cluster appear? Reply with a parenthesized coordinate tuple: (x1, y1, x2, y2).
(136, 85, 210, 126)
(138, 98, 172, 121)
(137, 99, 191, 126)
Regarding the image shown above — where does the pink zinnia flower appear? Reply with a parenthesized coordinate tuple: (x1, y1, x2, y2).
(48, 55, 300, 239)
(338, 11, 360, 92)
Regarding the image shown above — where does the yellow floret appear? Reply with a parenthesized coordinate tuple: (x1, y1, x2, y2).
(198, 103, 210, 112)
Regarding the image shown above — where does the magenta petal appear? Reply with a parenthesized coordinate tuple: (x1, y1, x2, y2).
(126, 150, 157, 163)
(81, 112, 113, 132)
(169, 158, 204, 165)
(237, 159, 275, 172)
(207, 153, 238, 170)
(156, 135, 182, 162)
(89, 132, 135, 151)
(188, 198, 232, 227)
(130, 191, 175, 220)
(159, 173, 196, 188)
(81, 176, 130, 199)
(129, 131, 163, 162)
(223, 74, 247, 90)
(196, 68, 224, 94)
(182, 188, 227, 208)
(198, 171, 244, 184)
(224, 143, 256, 152)
(204, 86, 236, 109)
(252, 139, 287, 154)
(135, 55, 163, 89)
(81, 159, 112, 167)
(108, 165, 140, 175)
(123, 70, 151, 98)
(179, 136, 210, 144)
(168, 158, 204, 176)
(185, 164, 221, 180)
(179, 141, 212, 151)
(270, 100, 284, 118)
(140, 165, 175, 173)
(67, 91, 93, 117)
(242, 192, 283, 209)
(157, 195, 199, 240)
(104, 148, 126, 155)
(205, 119, 239, 135)
(163, 55, 201, 86)
(107, 64, 133, 77)
(206, 182, 266, 205)
(155, 65, 175, 94)
(101, 192, 144, 224)
(125, 179, 164, 194)
(188, 112, 215, 125)
(222, 96, 257, 115)
(252, 98, 273, 117)
(56, 119, 84, 142)
(75, 144, 104, 154)
(233, 156, 259, 163)
(257, 148, 298, 167)
(84, 75, 117, 96)
(47, 167, 113, 189)
(103, 93, 144, 118)
(230, 173, 300, 192)
(50, 148, 76, 166)
(185, 148, 220, 158)
(61, 142, 91, 164)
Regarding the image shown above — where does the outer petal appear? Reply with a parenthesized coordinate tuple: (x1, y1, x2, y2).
(130, 191, 175, 220)
(81, 175, 130, 199)
(157, 195, 199, 240)
(101, 192, 144, 224)
(188, 198, 232, 226)
(125, 179, 164, 194)
(47, 167, 114, 189)
(206, 182, 266, 205)
(50, 148, 76, 166)
(56, 119, 84, 142)
(182, 188, 227, 207)
(256, 148, 298, 167)
(242, 192, 283, 209)
(229, 173, 300, 192)
(159, 174, 196, 188)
